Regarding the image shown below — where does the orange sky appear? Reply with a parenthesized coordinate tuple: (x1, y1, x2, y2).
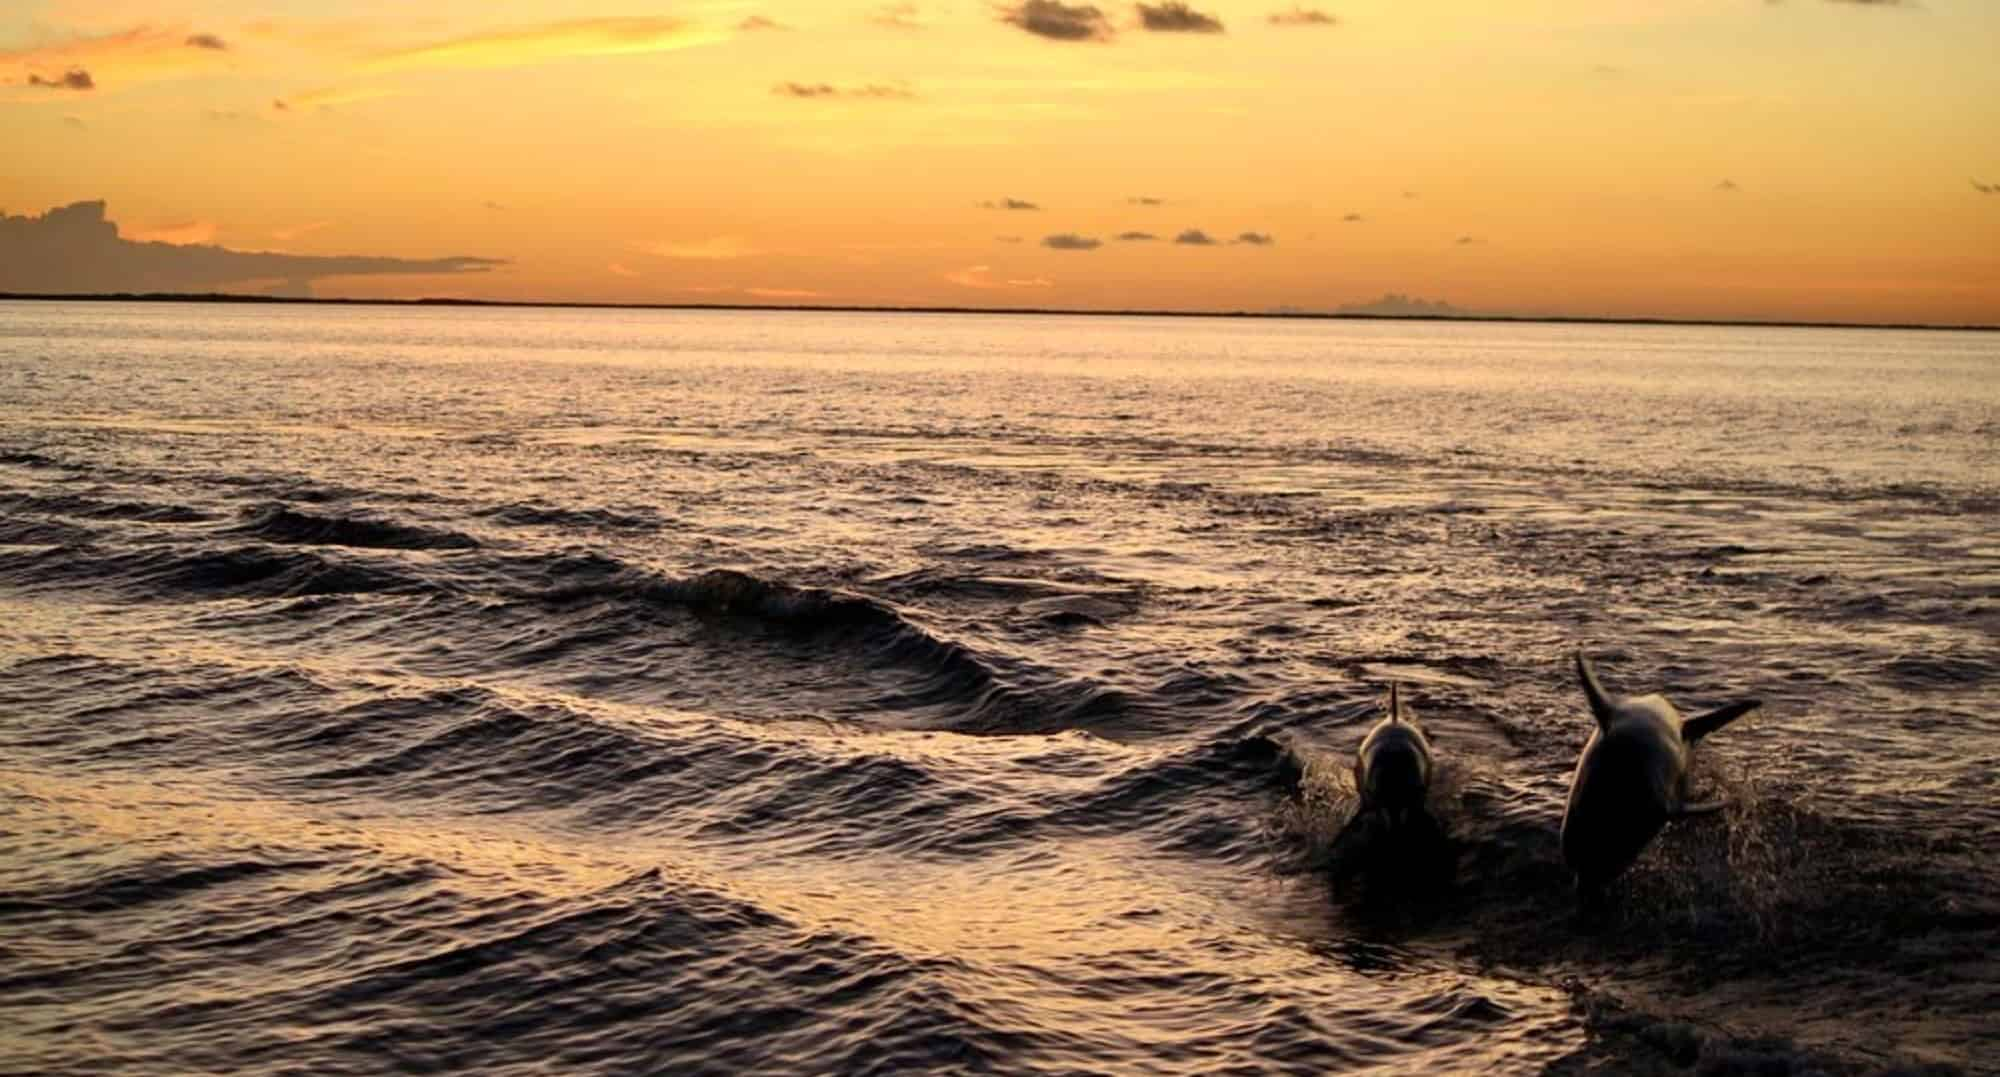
(4, 1, 1998, 324)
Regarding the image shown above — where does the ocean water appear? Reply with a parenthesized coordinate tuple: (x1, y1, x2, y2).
(0, 300, 1994, 1075)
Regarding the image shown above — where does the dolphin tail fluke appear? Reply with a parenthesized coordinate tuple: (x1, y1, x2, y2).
(1575, 650, 1614, 728)
(1682, 699, 1760, 743)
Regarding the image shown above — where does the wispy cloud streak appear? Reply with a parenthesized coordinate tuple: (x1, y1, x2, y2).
(362, 17, 721, 74)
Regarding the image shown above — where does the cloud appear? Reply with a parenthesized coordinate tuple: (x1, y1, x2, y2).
(1001, 1, 1114, 42)
(1128, 196, 1164, 206)
(1337, 293, 1467, 317)
(1455, 235, 1480, 245)
(1972, 180, 1996, 195)
(63, 114, 85, 128)
(1716, 178, 1740, 191)
(1, 27, 227, 93)
(1138, 2, 1225, 32)
(945, 264, 1053, 289)
(669, 284, 825, 301)
(185, 33, 228, 51)
(1342, 213, 1364, 222)
(1116, 231, 1158, 241)
(128, 220, 219, 245)
(1233, 231, 1275, 245)
(274, 86, 399, 111)
(1174, 229, 1217, 245)
(362, 17, 721, 74)
(0, 201, 502, 297)
(1043, 233, 1102, 250)
(202, 108, 250, 121)
(849, 83, 919, 99)
(996, 235, 1025, 243)
(638, 236, 762, 260)
(946, 264, 994, 288)
(773, 81, 917, 100)
(738, 15, 786, 31)
(1267, 7, 1337, 25)
(608, 262, 639, 278)
(270, 220, 334, 242)
(982, 198, 1041, 210)
(871, 4, 924, 29)
(484, 201, 508, 211)
(27, 69, 94, 91)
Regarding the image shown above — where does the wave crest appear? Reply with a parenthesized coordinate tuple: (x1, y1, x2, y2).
(232, 502, 480, 551)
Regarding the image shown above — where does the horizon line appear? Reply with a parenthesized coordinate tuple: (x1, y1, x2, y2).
(1, 291, 1993, 334)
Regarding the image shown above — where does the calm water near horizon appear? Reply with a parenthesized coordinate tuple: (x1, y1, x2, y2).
(1, 300, 1995, 1073)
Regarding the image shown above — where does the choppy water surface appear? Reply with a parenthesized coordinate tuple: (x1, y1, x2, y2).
(1, 301, 1995, 1074)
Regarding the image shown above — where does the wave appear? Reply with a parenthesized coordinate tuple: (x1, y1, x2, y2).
(207, 474, 372, 505)
(477, 502, 663, 532)
(231, 502, 480, 551)
(882, 428, 1999, 517)
(22, 642, 1268, 864)
(540, 563, 952, 634)
(525, 563, 1115, 734)
(0, 517, 98, 546)
(1878, 650, 1996, 689)
(0, 542, 433, 600)
(250, 679, 1028, 857)
(0, 449, 65, 470)
(0, 491, 211, 523)
(0, 857, 328, 917)
(300, 868, 1040, 1074)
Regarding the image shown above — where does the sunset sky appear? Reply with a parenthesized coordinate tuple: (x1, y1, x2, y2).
(4, 0, 1997, 324)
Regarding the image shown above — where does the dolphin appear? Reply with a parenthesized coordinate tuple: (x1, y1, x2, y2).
(1560, 651, 1760, 893)
(1324, 683, 1448, 889)
(1352, 682, 1436, 832)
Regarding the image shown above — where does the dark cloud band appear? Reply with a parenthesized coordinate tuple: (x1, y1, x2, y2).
(27, 68, 94, 90)
(1268, 7, 1336, 26)
(1001, 1, 1113, 41)
(1043, 233, 1102, 250)
(773, 81, 916, 99)
(1138, 2, 1224, 32)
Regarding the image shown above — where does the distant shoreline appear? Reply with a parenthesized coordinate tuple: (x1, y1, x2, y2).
(2, 291, 1993, 334)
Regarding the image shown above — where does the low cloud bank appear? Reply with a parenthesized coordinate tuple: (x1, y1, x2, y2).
(1336, 293, 1470, 317)
(0, 200, 504, 297)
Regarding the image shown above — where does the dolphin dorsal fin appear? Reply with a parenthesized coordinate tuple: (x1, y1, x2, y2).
(1682, 699, 1760, 743)
(1575, 651, 1614, 728)
(1388, 682, 1402, 722)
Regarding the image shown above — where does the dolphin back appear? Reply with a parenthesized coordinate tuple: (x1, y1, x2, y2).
(1561, 728, 1677, 887)
(1359, 730, 1430, 819)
